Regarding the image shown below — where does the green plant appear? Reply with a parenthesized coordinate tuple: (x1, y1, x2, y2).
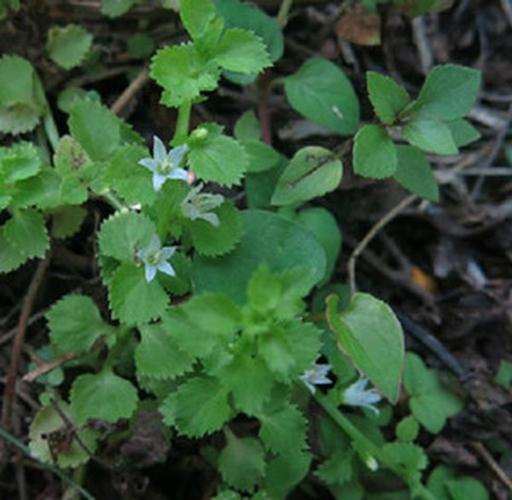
(0, 0, 485, 497)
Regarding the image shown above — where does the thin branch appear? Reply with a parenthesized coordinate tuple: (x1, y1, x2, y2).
(471, 441, 512, 492)
(110, 67, 149, 116)
(22, 353, 78, 383)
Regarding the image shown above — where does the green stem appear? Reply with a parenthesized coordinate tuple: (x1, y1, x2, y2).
(313, 392, 436, 500)
(173, 100, 192, 144)
(101, 191, 126, 212)
(43, 110, 60, 152)
(277, 0, 294, 26)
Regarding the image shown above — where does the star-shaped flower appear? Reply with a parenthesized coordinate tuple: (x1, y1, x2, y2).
(181, 183, 224, 226)
(136, 234, 177, 283)
(300, 363, 332, 394)
(341, 377, 382, 415)
(138, 136, 189, 192)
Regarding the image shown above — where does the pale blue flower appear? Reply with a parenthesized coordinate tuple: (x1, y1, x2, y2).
(137, 234, 177, 282)
(300, 363, 332, 394)
(342, 377, 382, 415)
(181, 183, 224, 226)
(138, 136, 189, 192)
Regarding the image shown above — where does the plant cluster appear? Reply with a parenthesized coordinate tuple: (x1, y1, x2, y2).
(0, 0, 488, 498)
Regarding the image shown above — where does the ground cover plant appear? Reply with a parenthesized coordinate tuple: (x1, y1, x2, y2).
(1, 0, 511, 498)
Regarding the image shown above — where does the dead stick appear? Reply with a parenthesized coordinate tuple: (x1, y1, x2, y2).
(2, 256, 50, 431)
(110, 67, 149, 116)
(22, 352, 77, 383)
(471, 441, 512, 492)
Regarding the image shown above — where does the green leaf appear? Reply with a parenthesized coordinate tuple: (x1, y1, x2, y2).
(101, 0, 136, 17)
(0, 142, 42, 184)
(214, 28, 271, 75)
(495, 359, 512, 387)
(284, 57, 359, 136)
(0, 227, 26, 273)
(215, 0, 284, 63)
(218, 430, 265, 491)
(171, 376, 231, 437)
(258, 403, 307, 454)
(135, 323, 194, 379)
(402, 114, 458, 155)
(69, 100, 121, 161)
(47, 294, 115, 354)
(193, 209, 327, 303)
(446, 477, 489, 500)
(242, 140, 282, 173)
(408, 64, 481, 121)
(51, 206, 87, 239)
(70, 370, 138, 423)
(271, 146, 342, 206)
(353, 125, 397, 179)
(180, 0, 216, 39)
(57, 87, 101, 114)
(381, 442, 428, 481)
(315, 450, 353, 486)
(367, 71, 410, 125)
(245, 160, 286, 209)
(29, 403, 97, 468)
(105, 144, 156, 206)
(46, 24, 92, 70)
(234, 110, 261, 141)
(188, 128, 248, 186)
(98, 211, 155, 262)
(326, 293, 404, 403)
(126, 33, 155, 59)
(264, 449, 311, 498)
(295, 207, 342, 285)
(396, 415, 419, 442)
(109, 262, 169, 325)
(3, 209, 49, 259)
(150, 43, 220, 107)
(187, 201, 242, 256)
(445, 119, 480, 147)
(393, 145, 439, 202)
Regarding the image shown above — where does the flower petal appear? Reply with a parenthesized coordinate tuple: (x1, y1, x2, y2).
(145, 264, 157, 283)
(152, 173, 167, 191)
(168, 144, 188, 166)
(169, 168, 189, 182)
(138, 158, 158, 172)
(160, 246, 177, 259)
(157, 260, 176, 277)
(153, 136, 167, 162)
(198, 212, 220, 226)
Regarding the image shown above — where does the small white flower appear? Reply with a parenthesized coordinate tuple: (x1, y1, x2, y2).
(341, 377, 382, 415)
(181, 183, 224, 226)
(136, 234, 177, 283)
(300, 363, 332, 394)
(138, 136, 189, 192)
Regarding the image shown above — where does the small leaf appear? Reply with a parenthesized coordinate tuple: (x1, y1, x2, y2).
(242, 140, 282, 173)
(446, 119, 480, 147)
(367, 71, 410, 124)
(234, 110, 261, 141)
(47, 294, 115, 354)
(70, 370, 138, 423)
(109, 262, 169, 325)
(218, 430, 265, 491)
(101, 0, 136, 17)
(0, 142, 42, 184)
(214, 28, 271, 75)
(180, 0, 216, 40)
(446, 477, 489, 500)
(46, 24, 92, 70)
(3, 209, 49, 259)
(393, 145, 439, 202)
(402, 114, 458, 155)
(396, 415, 419, 442)
(271, 146, 342, 206)
(353, 124, 397, 178)
(407, 64, 481, 121)
(264, 449, 312, 498)
(51, 206, 87, 239)
(284, 57, 359, 136)
(326, 293, 404, 403)
(0, 227, 26, 273)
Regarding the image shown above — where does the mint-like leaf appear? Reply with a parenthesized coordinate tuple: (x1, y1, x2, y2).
(402, 115, 458, 155)
(367, 71, 410, 125)
(46, 24, 92, 70)
(3, 209, 49, 259)
(353, 124, 397, 178)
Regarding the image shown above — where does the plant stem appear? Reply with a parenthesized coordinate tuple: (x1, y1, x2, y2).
(277, 0, 294, 26)
(43, 109, 60, 152)
(101, 191, 126, 212)
(313, 391, 437, 500)
(173, 100, 192, 144)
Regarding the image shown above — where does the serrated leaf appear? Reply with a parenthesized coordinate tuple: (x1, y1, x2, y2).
(382, 442, 428, 481)
(3, 209, 49, 259)
(393, 145, 439, 202)
(69, 100, 121, 161)
(180, 0, 216, 39)
(284, 57, 359, 136)
(46, 24, 92, 70)
(271, 146, 342, 206)
(150, 43, 220, 107)
(188, 201, 242, 256)
(57, 87, 101, 114)
(353, 124, 397, 178)
(367, 71, 410, 125)
(101, 0, 136, 17)
(214, 28, 271, 75)
(29, 403, 98, 468)
(47, 294, 115, 354)
(258, 403, 307, 454)
(0, 142, 42, 184)
(172, 376, 231, 437)
(135, 323, 194, 379)
(446, 119, 480, 147)
(98, 211, 155, 262)
(326, 293, 404, 403)
(51, 206, 87, 239)
(109, 262, 169, 325)
(264, 449, 311, 498)
(105, 144, 156, 206)
(0, 104, 41, 135)
(396, 415, 419, 442)
(188, 130, 248, 186)
(70, 370, 138, 424)
(407, 64, 481, 121)
(402, 114, 458, 155)
(285, 321, 323, 375)
(315, 450, 353, 486)
(0, 227, 27, 273)
(218, 430, 265, 491)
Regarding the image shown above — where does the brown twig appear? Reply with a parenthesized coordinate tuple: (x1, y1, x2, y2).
(348, 194, 417, 293)
(257, 70, 273, 145)
(110, 67, 149, 116)
(22, 352, 77, 383)
(471, 441, 512, 492)
(2, 256, 50, 431)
